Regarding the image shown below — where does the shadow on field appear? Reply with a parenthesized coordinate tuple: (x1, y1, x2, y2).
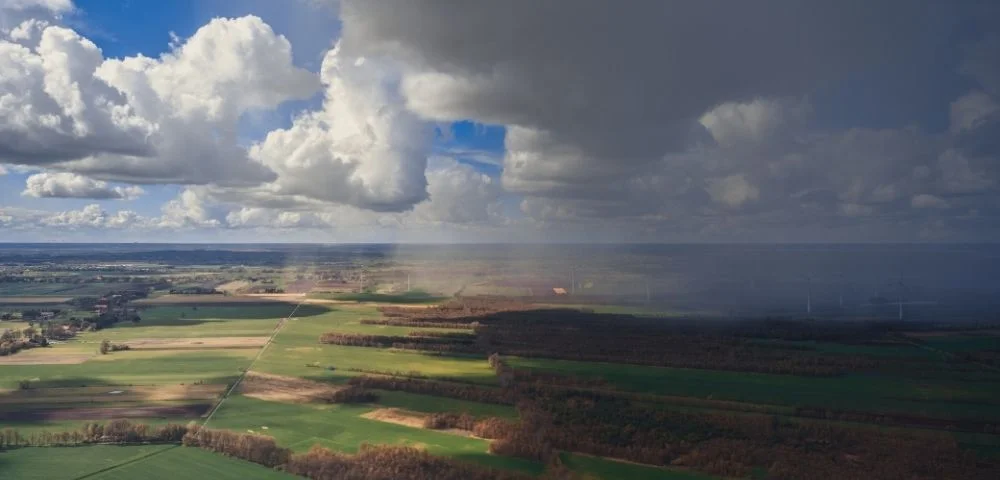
(0, 375, 237, 423)
(289, 304, 332, 317)
(138, 303, 330, 320)
(1, 376, 121, 392)
(109, 318, 270, 329)
(450, 451, 544, 476)
(312, 291, 446, 304)
(1, 375, 239, 391)
(289, 367, 498, 389)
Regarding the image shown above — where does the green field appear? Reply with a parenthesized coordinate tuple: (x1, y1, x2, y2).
(0, 418, 174, 435)
(507, 357, 1000, 422)
(374, 390, 518, 419)
(256, 343, 494, 384)
(561, 453, 718, 480)
(750, 338, 943, 359)
(5, 285, 999, 479)
(0, 444, 174, 480)
(0, 445, 295, 480)
(90, 446, 297, 480)
(134, 305, 325, 321)
(292, 306, 468, 336)
(0, 304, 317, 389)
(0, 283, 140, 296)
(920, 335, 1000, 353)
(207, 394, 543, 474)
(0, 350, 256, 389)
(252, 307, 495, 383)
(90, 304, 306, 341)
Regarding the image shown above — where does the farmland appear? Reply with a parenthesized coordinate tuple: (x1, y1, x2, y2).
(0, 444, 175, 480)
(2, 244, 1000, 479)
(505, 356, 1000, 421)
(206, 395, 543, 474)
(0, 445, 297, 480)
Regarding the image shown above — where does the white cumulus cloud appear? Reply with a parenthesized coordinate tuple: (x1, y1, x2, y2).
(41, 203, 142, 228)
(0, 23, 156, 165)
(250, 43, 431, 211)
(0, 0, 72, 13)
(156, 189, 221, 228)
(226, 207, 328, 229)
(23, 171, 143, 199)
(409, 158, 501, 224)
(1, 15, 319, 187)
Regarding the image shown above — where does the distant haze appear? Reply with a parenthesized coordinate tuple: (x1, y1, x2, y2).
(3, 242, 997, 319)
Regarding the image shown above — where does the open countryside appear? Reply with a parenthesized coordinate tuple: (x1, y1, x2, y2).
(1, 244, 999, 479)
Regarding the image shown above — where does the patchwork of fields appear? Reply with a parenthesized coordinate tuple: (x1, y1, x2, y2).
(0, 445, 297, 480)
(1, 296, 730, 478)
(0, 303, 295, 423)
(3, 285, 1000, 479)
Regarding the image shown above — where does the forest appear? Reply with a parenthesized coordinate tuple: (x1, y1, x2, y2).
(322, 308, 931, 376)
(344, 354, 999, 480)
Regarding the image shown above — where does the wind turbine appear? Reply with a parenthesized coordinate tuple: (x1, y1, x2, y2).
(803, 274, 814, 315)
(894, 275, 906, 320)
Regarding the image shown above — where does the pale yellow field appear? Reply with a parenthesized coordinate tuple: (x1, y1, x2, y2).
(216, 281, 251, 294)
(124, 336, 268, 350)
(0, 351, 93, 365)
(0, 384, 226, 405)
(239, 371, 345, 404)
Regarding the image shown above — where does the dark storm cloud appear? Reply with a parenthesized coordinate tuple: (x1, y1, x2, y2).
(340, 0, 1000, 240)
(342, 0, 939, 187)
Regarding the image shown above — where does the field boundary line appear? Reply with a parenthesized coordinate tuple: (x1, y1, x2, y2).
(72, 444, 179, 480)
(201, 299, 305, 426)
(897, 334, 1000, 373)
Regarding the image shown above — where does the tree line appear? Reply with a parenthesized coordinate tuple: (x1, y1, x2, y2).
(348, 375, 518, 406)
(0, 420, 187, 448)
(319, 332, 476, 348)
(406, 331, 478, 340)
(0, 326, 47, 357)
(420, 412, 520, 441)
(360, 319, 476, 330)
(3, 421, 551, 480)
(99, 339, 130, 354)
(497, 369, 998, 479)
(377, 298, 538, 321)
(319, 332, 482, 355)
(184, 425, 540, 480)
(284, 443, 535, 480)
(342, 367, 486, 386)
(347, 354, 999, 479)
(324, 314, 882, 376)
(488, 387, 996, 479)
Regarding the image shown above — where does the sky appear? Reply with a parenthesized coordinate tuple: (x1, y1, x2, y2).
(1, 0, 999, 243)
